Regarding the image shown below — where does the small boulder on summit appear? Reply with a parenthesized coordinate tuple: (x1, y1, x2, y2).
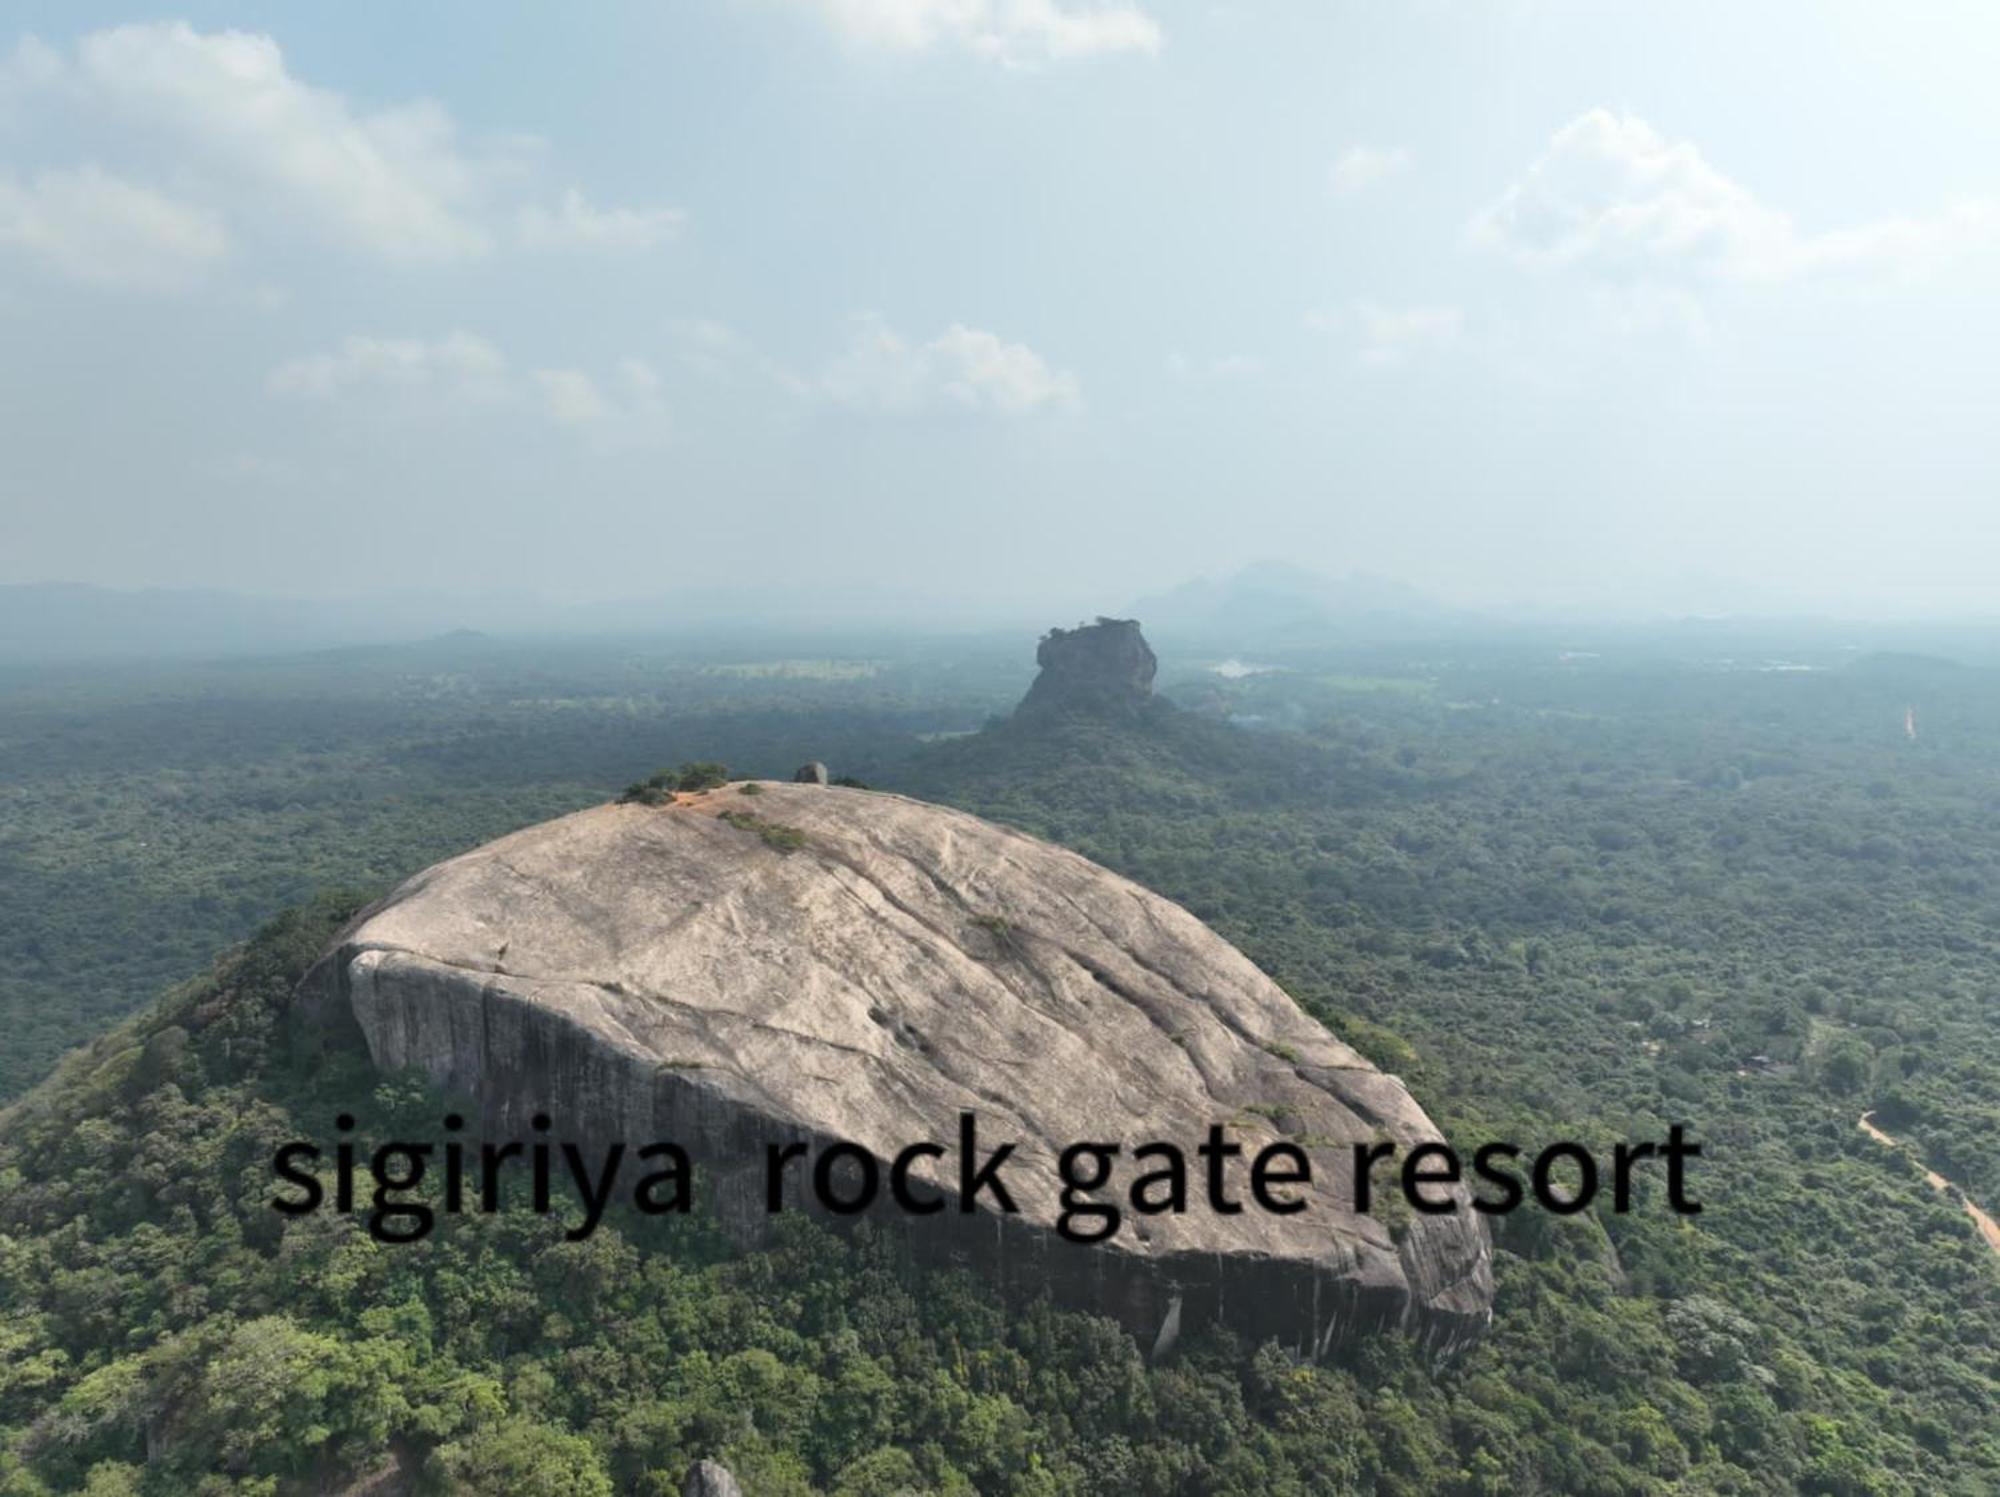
(794, 761, 829, 785)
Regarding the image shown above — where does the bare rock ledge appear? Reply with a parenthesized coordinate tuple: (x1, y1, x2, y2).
(298, 783, 1493, 1358)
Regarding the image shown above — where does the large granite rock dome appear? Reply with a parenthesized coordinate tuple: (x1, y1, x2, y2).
(300, 782, 1492, 1357)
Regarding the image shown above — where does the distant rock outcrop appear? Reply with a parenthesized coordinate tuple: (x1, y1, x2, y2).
(681, 1460, 742, 1497)
(299, 782, 1492, 1359)
(1016, 617, 1158, 717)
(794, 761, 830, 785)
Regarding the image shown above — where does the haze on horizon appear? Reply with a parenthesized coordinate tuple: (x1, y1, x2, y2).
(4, 3, 1999, 624)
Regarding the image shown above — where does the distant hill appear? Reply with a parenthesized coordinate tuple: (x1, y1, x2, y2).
(1842, 650, 1967, 682)
(0, 584, 496, 660)
(1127, 562, 1461, 645)
(0, 582, 1032, 661)
(897, 615, 1416, 832)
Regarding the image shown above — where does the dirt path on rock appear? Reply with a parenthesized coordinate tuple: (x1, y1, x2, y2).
(1859, 1112, 2000, 1257)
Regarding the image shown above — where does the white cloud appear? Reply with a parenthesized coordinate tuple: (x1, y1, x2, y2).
(819, 319, 930, 410)
(1311, 302, 1461, 367)
(1473, 108, 2000, 282)
(669, 318, 813, 395)
(1330, 145, 1411, 196)
(0, 165, 228, 289)
(268, 332, 509, 398)
(820, 316, 1081, 413)
(64, 23, 493, 262)
(532, 359, 670, 448)
(929, 323, 1082, 411)
(1356, 303, 1461, 366)
(1586, 283, 1715, 344)
(270, 334, 667, 446)
(518, 189, 686, 253)
(618, 357, 665, 403)
(1165, 350, 1263, 382)
(533, 368, 611, 427)
(1799, 199, 2000, 276)
(805, 0, 1162, 64)
(207, 450, 302, 484)
(673, 317, 756, 372)
(2, 24, 682, 270)
(0, 34, 61, 103)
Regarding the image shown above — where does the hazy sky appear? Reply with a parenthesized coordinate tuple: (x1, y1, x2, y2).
(4, 2, 1998, 621)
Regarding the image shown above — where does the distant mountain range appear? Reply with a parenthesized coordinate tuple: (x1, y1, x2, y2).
(3, 567, 1461, 662)
(0, 584, 439, 660)
(0, 582, 1027, 661)
(1127, 562, 1463, 643)
(13, 568, 2000, 665)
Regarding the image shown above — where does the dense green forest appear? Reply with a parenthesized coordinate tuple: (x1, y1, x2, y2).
(3, 627, 1998, 1493)
(0, 634, 1019, 1099)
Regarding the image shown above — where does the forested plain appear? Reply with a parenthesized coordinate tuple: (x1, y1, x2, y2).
(1, 624, 1997, 1494)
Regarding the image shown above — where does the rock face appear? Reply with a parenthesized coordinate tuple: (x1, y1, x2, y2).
(298, 783, 1492, 1358)
(1017, 617, 1157, 716)
(681, 1460, 742, 1497)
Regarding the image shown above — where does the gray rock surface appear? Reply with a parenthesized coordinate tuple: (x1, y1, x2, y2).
(681, 1460, 742, 1497)
(300, 782, 1492, 1357)
(1017, 617, 1157, 716)
(793, 761, 829, 785)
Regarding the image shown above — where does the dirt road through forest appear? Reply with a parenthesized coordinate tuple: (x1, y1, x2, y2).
(1858, 1112, 2000, 1257)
